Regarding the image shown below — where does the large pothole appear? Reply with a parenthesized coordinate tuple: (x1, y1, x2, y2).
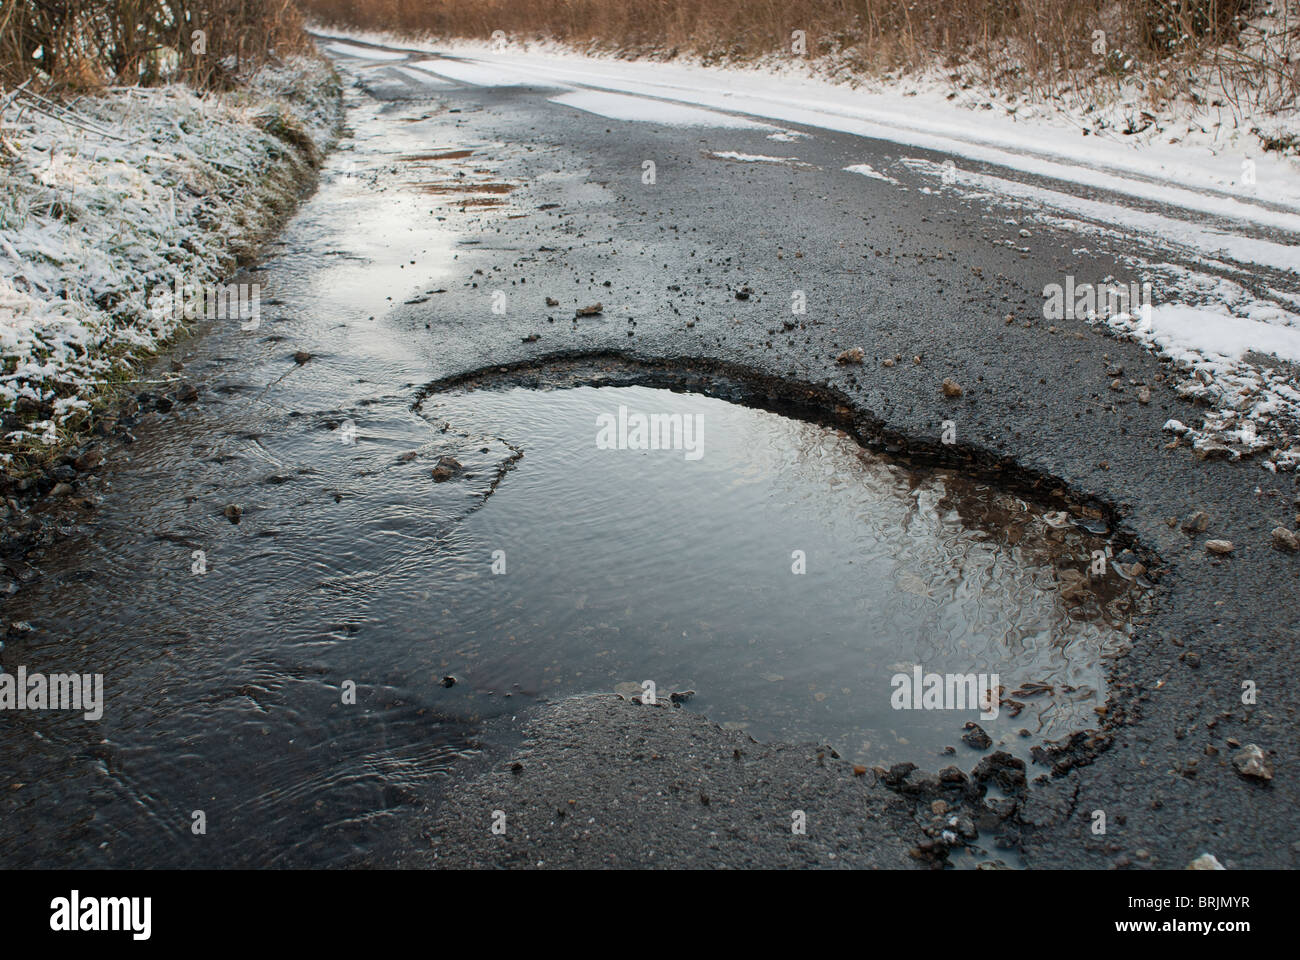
(417, 377, 1152, 766)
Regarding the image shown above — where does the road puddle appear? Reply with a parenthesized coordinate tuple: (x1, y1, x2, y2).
(417, 382, 1151, 766)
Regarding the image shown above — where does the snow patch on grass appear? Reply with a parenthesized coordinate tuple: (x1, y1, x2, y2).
(0, 56, 340, 467)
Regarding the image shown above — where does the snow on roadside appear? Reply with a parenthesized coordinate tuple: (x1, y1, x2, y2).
(1100, 295, 1300, 471)
(322, 41, 408, 61)
(844, 163, 900, 185)
(0, 56, 340, 465)
(705, 151, 812, 167)
(548, 89, 772, 128)
(307, 27, 1300, 222)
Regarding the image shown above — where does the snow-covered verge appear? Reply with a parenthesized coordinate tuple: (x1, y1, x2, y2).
(0, 55, 341, 476)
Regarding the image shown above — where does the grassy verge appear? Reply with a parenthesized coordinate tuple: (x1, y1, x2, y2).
(0, 52, 342, 497)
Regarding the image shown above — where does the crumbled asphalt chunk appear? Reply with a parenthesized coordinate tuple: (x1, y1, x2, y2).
(1232, 744, 1274, 781)
(1271, 527, 1299, 552)
(961, 723, 993, 750)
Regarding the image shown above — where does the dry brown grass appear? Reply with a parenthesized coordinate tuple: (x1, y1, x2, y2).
(1, 1, 308, 92)
(298, 0, 1299, 110)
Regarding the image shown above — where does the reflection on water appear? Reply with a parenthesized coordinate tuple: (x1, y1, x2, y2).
(419, 384, 1147, 763)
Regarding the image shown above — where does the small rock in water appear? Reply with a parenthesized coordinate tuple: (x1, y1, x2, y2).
(1206, 539, 1234, 555)
(293, 350, 312, 364)
(49, 482, 73, 498)
(431, 456, 462, 482)
(941, 378, 963, 397)
(73, 448, 103, 472)
(440, 676, 456, 688)
(961, 722, 992, 750)
(176, 382, 199, 402)
(835, 347, 864, 364)
(1187, 852, 1226, 870)
(224, 504, 242, 522)
(1232, 744, 1273, 781)
(613, 681, 642, 700)
(1057, 567, 1090, 602)
(575, 303, 602, 317)
(545, 297, 559, 307)
(1271, 527, 1299, 552)
(1136, 386, 1151, 404)
(1181, 511, 1210, 534)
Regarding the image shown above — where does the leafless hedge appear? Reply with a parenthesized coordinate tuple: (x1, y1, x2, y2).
(298, 0, 1298, 110)
(1, 1, 306, 91)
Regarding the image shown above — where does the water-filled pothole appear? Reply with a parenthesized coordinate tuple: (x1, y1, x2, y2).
(419, 382, 1151, 765)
